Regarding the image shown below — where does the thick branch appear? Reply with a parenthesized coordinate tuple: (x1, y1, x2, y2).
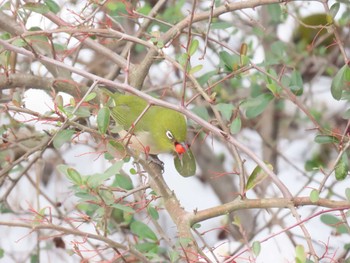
(192, 197, 350, 224)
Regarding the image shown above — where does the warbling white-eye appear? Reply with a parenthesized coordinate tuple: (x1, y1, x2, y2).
(103, 89, 196, 177)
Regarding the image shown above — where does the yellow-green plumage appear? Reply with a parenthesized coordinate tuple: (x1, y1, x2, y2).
(106, 91, 187, 155)
(293, 13, 335, 49)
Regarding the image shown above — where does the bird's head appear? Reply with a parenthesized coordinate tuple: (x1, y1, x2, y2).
(150, 107, 190, 155)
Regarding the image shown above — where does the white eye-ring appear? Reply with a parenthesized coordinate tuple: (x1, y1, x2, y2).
(166, 130, 174, 140)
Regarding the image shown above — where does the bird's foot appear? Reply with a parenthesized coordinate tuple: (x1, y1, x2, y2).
(148, 154, 164, 173)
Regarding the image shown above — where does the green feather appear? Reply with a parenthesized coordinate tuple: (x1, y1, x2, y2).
(103, 89, 187, 154)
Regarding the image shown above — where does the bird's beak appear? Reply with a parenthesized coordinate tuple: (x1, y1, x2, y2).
(174, 142, 189, 155)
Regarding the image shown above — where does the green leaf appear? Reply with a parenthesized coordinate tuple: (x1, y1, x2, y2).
(321, 214, 349, 234)
(148, 206, 159, 220)
(241, 93, 274, 119)
(331, 64, 350, 100)
(84, 92, 96, 102)
(189, 39, 199, 56)
(106, 140, 126, 159)
(252, 241, 261, 257)
(267, 3, 282, 23)
(266, 83, 279, 95)
(177, 53, 189, 67)
(192, 223, 201, 229)
(290, 70, 303, 96)
(73, 107, 91, 118)
(105, 161, 124, 177)
(216, 103, 234, 121)
(335, 152, 349, 181)
(189, 64, 203, 74)
(0, 248, 4, 258)
(23, 3, 50, 14)
(111, 203, 135, 214)
(191, 106, 210, 122)
(219, 51, 240, 72)
(87, 161, 123, 187)
(174, 149, 196, 177)
(169, 250, 180, 262)
(67, 168, 83, 185)
(329, 3, 340, 19)
(314, 135, 339, 144)
(113, 173, 133, 190)
(97, 107, 110, 134)
(310, 189, 319, 203)
(295, 245, 306, 263)
(53, 129, 75, 149)
(130, 221, 158, 241)
(197, 70, 217, 86)
(31, 254, 39, 263)
(134, 242, 158, 253)
(230, 117, 241, 134)
(44, 0, 60, 14)
(245, 164, 273, 191)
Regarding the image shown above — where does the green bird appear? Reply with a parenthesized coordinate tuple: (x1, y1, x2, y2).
(103, 89, 196, 176)
(293, 13, 335, 50)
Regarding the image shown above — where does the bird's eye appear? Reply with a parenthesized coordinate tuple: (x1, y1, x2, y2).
(166, 130, 174, 140)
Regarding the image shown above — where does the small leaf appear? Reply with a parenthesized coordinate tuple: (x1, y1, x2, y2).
(148, 206, 159, 220)
(113, 173, 133, 190)
(242, 93, 274, 119)
(252, 241, 261, 257)
(44, 0, 60, 14)
(329, 3, 340, 19)
(87, 161, 123, 187)
(53, 129, 75, 149)
(130, 221, 158, 241)
(23, 3, 50, 14)
(321, 214, 341, 225)
(266, 83, 280, 95)
(219, 51, 240, 72)
(335, 152, 349, 181)
(230, 117, 241, 134)
(174, 149, 196, 177)
(111, 203, 135, 214)
(192, 223, 201, 229)
(189, 64, 203, 74)
(321, 214, 349, 234)
(216, 103, 234, 121)
(177, 53, 189, 67)
(295, 245, 306, 263)
(84, 92, 96, 102)
(314, 135, 339, 144)
(106, 140, 126, 159)
(73, 107, 91, 118)
(240, 43, 248, 56)
(290, 70, 303, 95)
(97, 107, 110, 134)
(267, 3, 282, 23)
(245, 164, 273, 191)
(134, 242, 158, 253)
(189, 39, 199, 56)
(67, 168, 82, 185)
(106, 160, 124, 177)
(55, 95, 63, 108)
(197, 70, 217, 86)
(331, 64, 350, 100)
(310, 189, 319, 203)
(191, 106, 210, 121)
